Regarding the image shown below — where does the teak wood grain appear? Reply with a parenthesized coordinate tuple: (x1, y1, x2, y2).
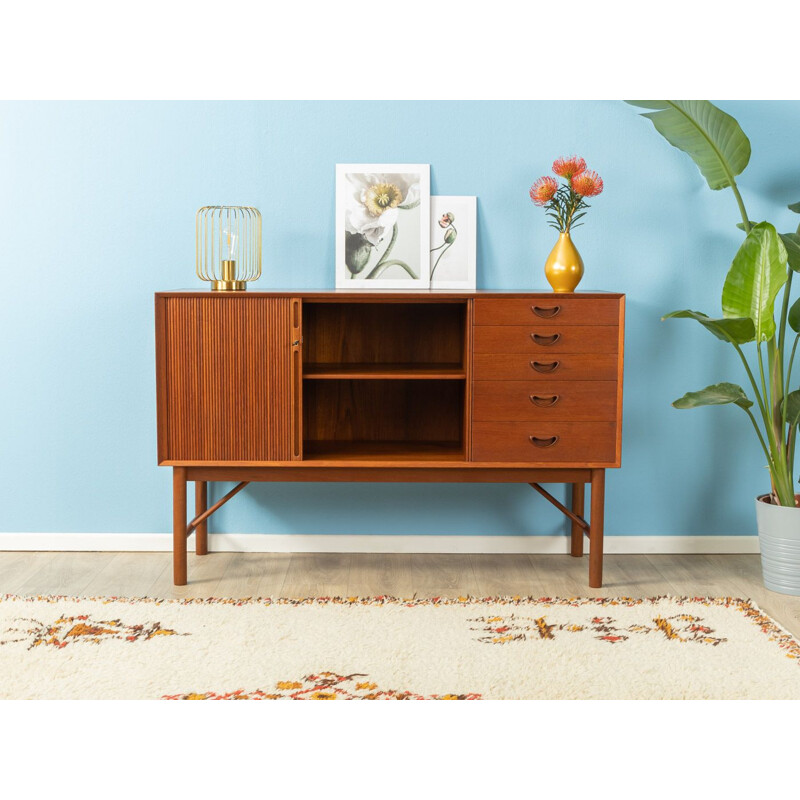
(473, 353, 618, 381)
(303, 379, 463, 447)
(473, 325, 619, 354)
(302, 301, 466, 367)
(156, 295, 292, 462)
(291, 297, 303, 460)
(473, 380, 618, 422)
(155, 291, 624, 588)
(474, 297, 620, 326)
(472, 420, 618, 464)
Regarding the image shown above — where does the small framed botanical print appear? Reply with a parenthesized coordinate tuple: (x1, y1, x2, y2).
(336, 164, 431, 289)
(429, 196, 477, 290)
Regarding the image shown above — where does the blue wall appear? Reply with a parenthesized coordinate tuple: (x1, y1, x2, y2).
(2, 100, 798, 537)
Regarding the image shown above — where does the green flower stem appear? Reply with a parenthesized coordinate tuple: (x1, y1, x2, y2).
(563, 188, 585, 232)
(431, 241, 453, 279)
(365, 259, 418, 280)
(372, 222, 399, 271)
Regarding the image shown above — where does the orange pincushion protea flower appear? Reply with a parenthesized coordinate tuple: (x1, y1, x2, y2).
(530, 155, 604, 235)
(529, 176, 558, 206)
(552, 156, 587, 179)
(571, 170, 604, 198)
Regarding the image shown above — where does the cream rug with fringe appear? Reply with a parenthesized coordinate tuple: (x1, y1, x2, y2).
(1, 594, 799, 700)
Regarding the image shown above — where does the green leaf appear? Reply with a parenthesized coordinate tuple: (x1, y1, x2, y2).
(722, 222, 788, 341)
(626, 100, 751, 191)
(789, 201, 800, 213)
(673, 382, 753, 410)
(779, 232, 800, 272)
(787, 390, 800, 427)
(789, 297, 800, 333)
(736, 221, 758, 231)
(662, 309, 755, 343)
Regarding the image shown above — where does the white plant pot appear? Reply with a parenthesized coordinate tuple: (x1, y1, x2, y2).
(756, 494, 800, 596)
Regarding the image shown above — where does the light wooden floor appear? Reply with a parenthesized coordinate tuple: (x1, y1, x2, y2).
(2, 551, 800, 638)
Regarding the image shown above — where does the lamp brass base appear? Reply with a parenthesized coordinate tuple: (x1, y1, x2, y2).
(211, 280, 247, 292)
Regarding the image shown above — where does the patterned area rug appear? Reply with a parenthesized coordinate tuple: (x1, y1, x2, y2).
(1, 594, 799, 699)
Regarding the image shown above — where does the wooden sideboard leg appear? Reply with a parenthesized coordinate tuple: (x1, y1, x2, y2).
(589, 469, 605, 588)
(173, 467, 188, 586)
(570, 483, 585, 557)
(195, 481, 208, 556)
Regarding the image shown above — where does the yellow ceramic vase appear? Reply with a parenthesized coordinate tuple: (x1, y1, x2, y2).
(544, 232, 584, 293)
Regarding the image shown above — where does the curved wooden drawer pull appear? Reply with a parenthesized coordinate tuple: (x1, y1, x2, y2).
(531, 305, 561, 318)
(530, 394, 560, 407)
(529, 435, 559, 448)
(530, 360, 560, 373)
(530, 333, 561, 346)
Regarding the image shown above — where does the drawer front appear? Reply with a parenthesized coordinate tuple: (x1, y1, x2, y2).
(473, 381, 617, 421)
(473, 421, 617, 463)
(473, 353, 618, 381)
(474, 325, 619, 354)
(475, 298, 620, 326)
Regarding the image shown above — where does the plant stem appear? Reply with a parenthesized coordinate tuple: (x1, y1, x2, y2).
(372, 223, 398, 271)
(757, 341, 771, 425)
(730, 180, 752, 234)
(767, 337, 785, 444)
(744, 406, 774, 468)
(733, 343, 768, 422)
(365, 259, 418, 280)
(431, 242, 453, 279)
(754, 339, 790, 501)
(784, 334, 799, 403)
(778, 270, 793, 375)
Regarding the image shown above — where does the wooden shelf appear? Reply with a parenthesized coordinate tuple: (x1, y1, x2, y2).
(303, 441, 465, 462)
(303, 362, 466, 380)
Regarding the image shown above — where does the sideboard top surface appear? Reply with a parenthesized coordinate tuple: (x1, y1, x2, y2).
(156, 289, 624, 299)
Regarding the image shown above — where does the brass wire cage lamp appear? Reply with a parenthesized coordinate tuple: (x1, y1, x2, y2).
(196, 206, 262, 291)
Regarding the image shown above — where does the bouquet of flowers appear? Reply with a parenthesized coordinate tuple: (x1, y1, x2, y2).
(530, 156, 604, 232)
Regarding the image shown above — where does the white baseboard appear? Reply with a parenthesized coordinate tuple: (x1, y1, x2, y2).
(0, 533, 760, 554)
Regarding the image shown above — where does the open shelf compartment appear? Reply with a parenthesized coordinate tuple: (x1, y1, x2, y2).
(302, 300, 467, 375)
(300, 300, 468, 462)
(302, 378, 466, 462)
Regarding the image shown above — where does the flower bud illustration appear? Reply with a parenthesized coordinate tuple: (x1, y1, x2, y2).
(444, 228, 457, 244)
(439, 212, 455, 228)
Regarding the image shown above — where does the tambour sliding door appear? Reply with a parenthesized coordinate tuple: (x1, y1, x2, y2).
(157, 295, 293, 462)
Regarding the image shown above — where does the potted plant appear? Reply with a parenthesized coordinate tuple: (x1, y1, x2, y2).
(627, 100, 800, 595)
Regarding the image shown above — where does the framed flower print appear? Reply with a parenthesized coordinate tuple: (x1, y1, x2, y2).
(336, 164, 431, 289)
(429, 195, 477, 290)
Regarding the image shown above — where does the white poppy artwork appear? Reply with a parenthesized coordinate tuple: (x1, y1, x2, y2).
(429, 196, 477, 290)
(336, 164, 431, 289)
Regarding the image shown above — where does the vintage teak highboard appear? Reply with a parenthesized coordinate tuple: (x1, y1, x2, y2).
(155, 291, 625, 587)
